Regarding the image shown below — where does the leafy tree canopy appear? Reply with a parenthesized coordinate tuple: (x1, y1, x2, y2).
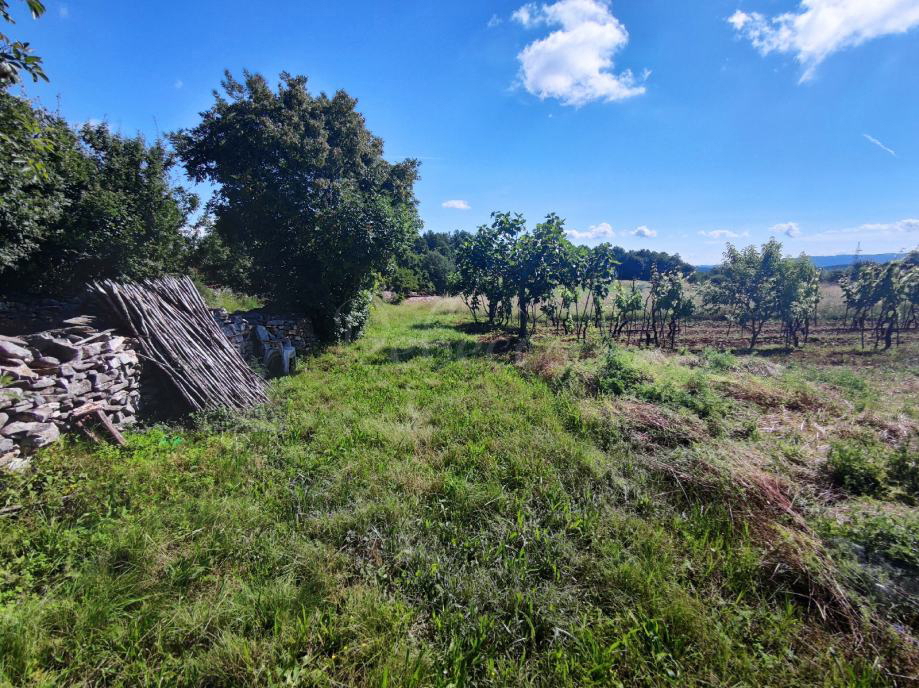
(0, 0, 47, 87)
(1, 92, 198, 293)
(173, 70, 421, 341)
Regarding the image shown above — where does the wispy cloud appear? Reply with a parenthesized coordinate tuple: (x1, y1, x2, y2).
(698, 229, 746, 240)
(770, 222, 801, 237)
(174, 79, 184, 89)
(863, 133, 897, 157)
(487, 14, 502, 29)
(442, 199, 470, 210)
(567, 222, 614, 242)
(728, 0, 919, 82)
(630, 225, 656, 238)
(513, 0, 647, 106)
(802, 218, 919, 243)
(58, 4, 69, 19)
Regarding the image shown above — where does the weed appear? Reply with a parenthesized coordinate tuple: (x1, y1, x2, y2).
(699, 347, 737, 372)
(827, 441, 888, 497)
(596, 346, 647, 396)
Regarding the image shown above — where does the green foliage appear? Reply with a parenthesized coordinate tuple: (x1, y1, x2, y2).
(187, 223, 254, 294)
(388, 230, 466, 296)
(889, 445, 919, 500)
(3, 120, 197, 293)
(827, 441, 888, 497)
(455, 212, 523, 325)
(0, 0, 47, 87)
(776, 255, 820, 348)
(173, 70, 420, 342)
(703, 240, 820, 350)
(0, 91, 71, 274)
(699, 347, 737, 371)
(194, 280, 263, 313)
(597, 346, 647, 395)
(841, 253, 919, 350)
(826, 510, 919, 572)
(642, 266, 695, 348)
(0, 302, 900, 685)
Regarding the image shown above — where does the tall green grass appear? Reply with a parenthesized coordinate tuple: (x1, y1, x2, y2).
(0, 301, 912, 686)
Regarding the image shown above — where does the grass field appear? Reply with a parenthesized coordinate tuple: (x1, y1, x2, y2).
(1, 298, 917, 686)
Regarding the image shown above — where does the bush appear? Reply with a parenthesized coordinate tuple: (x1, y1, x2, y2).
(639, 372, 727, 422)
(889, 445, 919, 500)
(596, 347, 647, 396)
(827, 441, 887, 497)
(699, 347, 737, 372)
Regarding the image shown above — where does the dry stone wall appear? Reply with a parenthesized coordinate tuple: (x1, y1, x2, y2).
(1, 304, 318, 470)
(0, 326, 140, 470)
(211, 309, 318, 358)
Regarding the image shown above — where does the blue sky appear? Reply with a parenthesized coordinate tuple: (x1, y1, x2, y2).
(9, 0, 919, 263)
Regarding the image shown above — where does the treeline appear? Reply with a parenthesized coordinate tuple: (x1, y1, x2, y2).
(454, 216, 913, 351)
(453, 212, 697, 343)
(1, 93, 197, 293)
(1, 70, 421, 341)
(388, 228, 691, 297)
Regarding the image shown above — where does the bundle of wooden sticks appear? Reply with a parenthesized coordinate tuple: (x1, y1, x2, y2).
(90, 276, 268, 412)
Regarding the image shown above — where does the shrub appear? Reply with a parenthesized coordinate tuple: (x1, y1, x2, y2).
(596, 347, 647, 396)
(638, 371, 727, 422)
(699, 347, 736, 372)
(889, 445, 919, 500)
(827, 441, 887, 497)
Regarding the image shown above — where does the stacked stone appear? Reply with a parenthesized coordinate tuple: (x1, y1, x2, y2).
(0, 327, 141, 470)
(210, 309, 318, 358)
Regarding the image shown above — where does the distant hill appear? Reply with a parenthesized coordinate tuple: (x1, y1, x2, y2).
(695, 252, 905, 272)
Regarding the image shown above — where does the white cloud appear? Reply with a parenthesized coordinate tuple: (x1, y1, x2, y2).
(58, 5, 69, 19)
(863, 133, 897, 157)
(567, 221, 615, 241)
(174, 79, 184, 89)
(442, 199, 470, 210)
(770, 222, 801, 237)
(728, 1, 919, 81)
(698, 229, 750, 240)
(512, 3, 540, 28)
(630, 225, 656, 238)
(514, 0, 647, 106)
(487, 14, 502, 28)
(803, 218, 919, 243)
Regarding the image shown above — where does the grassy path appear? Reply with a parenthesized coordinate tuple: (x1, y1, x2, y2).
(0, 301, 905, 686)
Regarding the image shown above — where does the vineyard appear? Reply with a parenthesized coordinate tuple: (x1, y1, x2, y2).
(453, 213, 919, 354)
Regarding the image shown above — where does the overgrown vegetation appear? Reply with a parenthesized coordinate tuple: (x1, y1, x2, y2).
(2, 300, 917, 685)
(841, 252, 919, 350)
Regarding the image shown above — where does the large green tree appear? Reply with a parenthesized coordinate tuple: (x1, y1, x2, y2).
(0, 91, 72, 274)
(173, 71, 421, 341)
(1, 97, 198, 294)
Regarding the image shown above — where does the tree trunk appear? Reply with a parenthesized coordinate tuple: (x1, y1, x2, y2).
(518, 292, 529, 340)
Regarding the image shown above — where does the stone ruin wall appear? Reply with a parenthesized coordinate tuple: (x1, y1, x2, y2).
(0, 301, 318, 469)
(211, 309, 318, 358)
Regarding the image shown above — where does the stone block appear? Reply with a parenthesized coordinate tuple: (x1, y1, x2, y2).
(33, 356, 61, 369)
(0, 388, 23, 410)
(0, 340, 33, 363)
(16, 404, 59, 423)
(0, 363, 37, 381)
(29, 377, 56, 391)
(28, 335, 81, 362)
